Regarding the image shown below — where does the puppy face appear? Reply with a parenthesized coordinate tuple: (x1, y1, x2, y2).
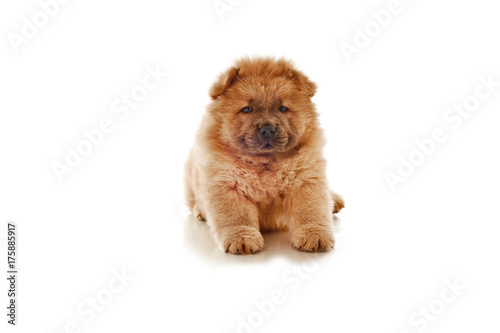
(208, 58, 318, 156)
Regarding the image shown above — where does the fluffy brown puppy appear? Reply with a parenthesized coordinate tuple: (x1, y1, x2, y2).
(184, 57, 344, 254)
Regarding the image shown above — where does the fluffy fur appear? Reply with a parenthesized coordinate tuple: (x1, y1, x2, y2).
(184, 57, 344, 254)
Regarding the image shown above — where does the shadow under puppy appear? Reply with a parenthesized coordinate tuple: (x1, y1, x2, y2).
(184, 57, 344, 254)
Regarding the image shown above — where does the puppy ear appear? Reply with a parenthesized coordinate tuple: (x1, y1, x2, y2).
(289, 70, 317, 97)
(209, 66, 239, 100)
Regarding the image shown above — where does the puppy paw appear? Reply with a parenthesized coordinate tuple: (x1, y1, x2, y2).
(291, 225, 334, 252)
(331, 191, 344, 214)
(193, 203, 206, 221)
(222, 226, 264, 255)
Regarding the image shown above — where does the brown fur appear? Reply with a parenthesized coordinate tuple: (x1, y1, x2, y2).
(184, 57, 344, 254)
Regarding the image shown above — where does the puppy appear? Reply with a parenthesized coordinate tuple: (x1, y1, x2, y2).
(184, 57, 344, 254)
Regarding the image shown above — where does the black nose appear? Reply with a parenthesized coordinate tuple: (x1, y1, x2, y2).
(259, 124, 276, 140)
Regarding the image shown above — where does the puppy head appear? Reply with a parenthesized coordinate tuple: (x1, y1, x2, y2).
(208, 57, 318, 156)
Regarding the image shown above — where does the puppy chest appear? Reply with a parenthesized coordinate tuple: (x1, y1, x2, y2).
(229, 167, 300, 201)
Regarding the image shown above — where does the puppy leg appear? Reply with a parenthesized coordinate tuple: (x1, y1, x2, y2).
(288, 185, 335, 252)
(208, 190, 263, 254)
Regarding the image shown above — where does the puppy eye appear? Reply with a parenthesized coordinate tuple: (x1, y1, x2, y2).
(279, 106, 288, 112)
(241, 106, 253, 113)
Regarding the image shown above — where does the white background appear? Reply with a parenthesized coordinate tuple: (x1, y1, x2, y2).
(1, 0, 500, 332)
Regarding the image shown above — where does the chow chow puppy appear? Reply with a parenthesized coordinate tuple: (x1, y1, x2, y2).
(184, 57, 344, 254)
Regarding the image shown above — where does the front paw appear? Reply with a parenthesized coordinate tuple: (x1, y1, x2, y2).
(291, 225, 334, 252)
(221, 226, 264, 254)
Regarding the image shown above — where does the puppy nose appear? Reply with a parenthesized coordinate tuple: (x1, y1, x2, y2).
(259, 124, 276, 140)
